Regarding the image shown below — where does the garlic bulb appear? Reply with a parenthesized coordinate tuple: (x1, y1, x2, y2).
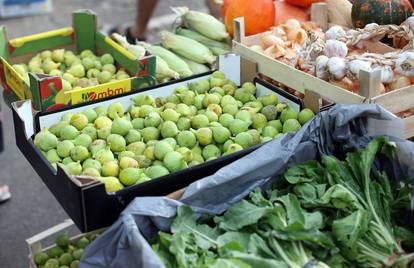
(315, 55, 329, 80)
(324, 40, 348, 58)
(327, 57, 347, 80)
(395, 52, 414, 77)
(261, 33, 285, 48)
(272, 27, 286, 37)
(349, 60, 372, 78)
(404, 16, 414, 32)
(373, 65, 394, 84)
(325, 26, 346, 41)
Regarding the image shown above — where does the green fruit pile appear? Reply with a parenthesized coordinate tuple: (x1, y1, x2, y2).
(33, 71, 315, 193)
(12, 49, 130, 90)
(33, 232, 97, 268)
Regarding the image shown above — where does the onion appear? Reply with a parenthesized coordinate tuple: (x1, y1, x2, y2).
(261, 34, 285, 48)
(390, 75, 411, 90)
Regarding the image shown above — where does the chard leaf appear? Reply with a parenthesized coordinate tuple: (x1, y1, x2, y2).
(217, 232, 251, 249)
(218, 241, 246, 256)
(227, 251, 289, 268)
(293, 183, 318, 207)
(265, 205, 288, 231)
(283, 160, 324, 184)
(152, 243, 176, 268)
(219, 200, 272, 231)
(249, 188, 272, 207)
(273, 229, 335, 249)
(171, 206, 220, 249)
(276, 194, 306, 231)
(319, 184, 362, 210)
(169, 233, 199, 268)
(248, 233, 277, 259)
(304, 211, 324, 230)
(209, 258, 252, 268)
(332, 210, 370, 249)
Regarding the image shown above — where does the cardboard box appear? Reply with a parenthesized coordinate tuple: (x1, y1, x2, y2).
(26, 219, 104, 268)
(12, 54, 313, 232)
(0, 0, 52, 18)
(0, 9, 156, 112)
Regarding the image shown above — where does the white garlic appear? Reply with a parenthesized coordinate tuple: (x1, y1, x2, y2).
(315, 55, 330, 80)
(404, 16, 414, 32)
(395, 52, 414, 77)
(325, 26, 346, 41)
(324, 40, 348, 58)
(373, 65, 394, 84)
(250, 45, 264, 53)
(349, 60, 372, 78)
(327, 57, 347, 80)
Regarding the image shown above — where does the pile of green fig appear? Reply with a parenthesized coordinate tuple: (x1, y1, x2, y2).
(33, 71, 315, 193)
(34, 232, 96, 268)
(12, 49, 130, 91)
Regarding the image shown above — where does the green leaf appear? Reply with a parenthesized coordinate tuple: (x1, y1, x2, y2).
(227, 251, 289, 268)
(152, 243, 176, 268)
(218, 241, 246, 257)
(273, 229, 335, 249)
(219, 200, 272, 231)
(209, 258, 252, 268)
(169, 233, 199, 268)
(217, 232, 251, 249)
(332, 210, 370, 248)
(283, 160, 324, 184)
(171, 206, 220, 249)
(249, 188, 272, 208)
(319, 184, 362, 210)
(292, 183, 319, 207)
(303, 211, 324, 230)
(248, 233, 277, 259)
(276, 194, 306, 231)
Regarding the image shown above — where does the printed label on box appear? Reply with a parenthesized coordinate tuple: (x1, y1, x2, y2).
(2, 58, 25, 100)
(69, 79, 132, 105)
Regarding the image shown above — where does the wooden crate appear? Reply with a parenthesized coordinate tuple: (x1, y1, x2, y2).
(232, 16, 413, 138)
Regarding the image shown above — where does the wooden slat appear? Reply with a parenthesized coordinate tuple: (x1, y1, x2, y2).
(403, 116, 414, 139)
(371, 85, 414, 114)
(311, 3, 328, 31)
(232, 41, 365, 104)
(359, 69, 381, 99)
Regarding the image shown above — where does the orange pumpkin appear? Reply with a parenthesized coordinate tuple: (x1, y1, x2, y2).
(225, 0, 275, 36)
(221, 0, 233, 16)
(275, 1, 310, 24)
(285, 0, 323, 7)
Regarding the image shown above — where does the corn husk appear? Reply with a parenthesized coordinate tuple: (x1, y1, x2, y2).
(172, 6, 229, 41)
(138, 42, 193, 78)
(112, 33, 146, 59)
(175, 28, 231, 56)
(160, 31, 216, 65)
(180, 57, 211, 74)
(154, 55, 180, 82)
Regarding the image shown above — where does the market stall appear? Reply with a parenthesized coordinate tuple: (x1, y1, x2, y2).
(3, 1, 414, 267)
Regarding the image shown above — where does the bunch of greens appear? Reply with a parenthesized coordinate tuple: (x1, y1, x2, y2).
(152, 137, 414, 268)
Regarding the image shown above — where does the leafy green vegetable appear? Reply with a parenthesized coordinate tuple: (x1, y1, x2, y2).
(152, 137, 413, 268)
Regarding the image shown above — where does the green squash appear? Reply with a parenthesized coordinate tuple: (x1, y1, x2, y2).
(352, 0, 413, 28)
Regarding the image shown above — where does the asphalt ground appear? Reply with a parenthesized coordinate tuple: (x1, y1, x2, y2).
(0, 1, 205, 267)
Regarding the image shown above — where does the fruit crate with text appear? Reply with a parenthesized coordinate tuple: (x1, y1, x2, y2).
(12, 54, 319, 232)
(232, 16, 412, 138)
(27, 219, 104, 268)
(0, 9, 156, 112)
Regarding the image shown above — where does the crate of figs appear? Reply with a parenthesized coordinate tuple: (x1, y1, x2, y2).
(0, 10, 155, 111)
(12, 55, 317, 232)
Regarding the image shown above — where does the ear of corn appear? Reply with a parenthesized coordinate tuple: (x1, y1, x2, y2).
(112, 33, 146, 59)
(160, 31, 216, 65)
(175, 28, 231, 56)
(172, 6, 229, 41)
(138, 41, 193, 78)
(155, 55, 180, 82)
(180, 57, 211, 74)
